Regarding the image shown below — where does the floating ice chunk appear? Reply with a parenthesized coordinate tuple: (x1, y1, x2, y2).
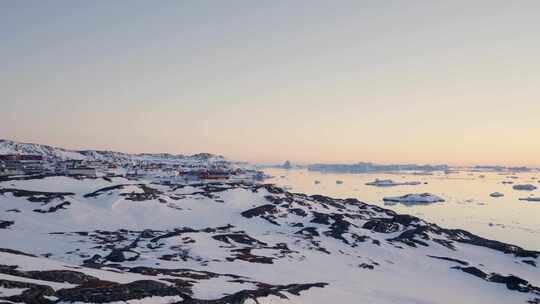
(519, 197, 540, 202)
(365, 179, 421, 187)
(383, 193, 444, 205)
(512, 184, 537, 191)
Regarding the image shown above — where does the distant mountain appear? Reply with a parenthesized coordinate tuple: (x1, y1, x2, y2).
(0, 139, 225, 164)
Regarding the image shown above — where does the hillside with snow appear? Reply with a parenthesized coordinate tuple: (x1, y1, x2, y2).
(0, 174, 539, 304)
(0, 139, 225, 164)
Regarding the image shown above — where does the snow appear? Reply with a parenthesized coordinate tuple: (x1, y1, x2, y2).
(0, 286, 28, 297)
(0, 176, 538, 304)
(0, 273, 76, 290)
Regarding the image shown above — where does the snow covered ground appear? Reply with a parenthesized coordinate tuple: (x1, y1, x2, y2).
(0, 175, 539, 303)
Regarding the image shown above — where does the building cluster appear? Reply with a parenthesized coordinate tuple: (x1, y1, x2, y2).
(124, 160, 237, 182)
(0, 155, 100, 177)
(0, 154, 48, 176)
(0, 153, 264, 183)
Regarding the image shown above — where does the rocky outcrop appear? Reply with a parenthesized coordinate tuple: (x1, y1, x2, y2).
(453, 266, 540, 293)
(241, 204, 278, 218)
(0, 265, 102, 285)
(55, 280, 184, 303)
(33, 201, 71, 213)
(0, 220, 14, 229)
(0, 188, 74, 203)
(0, 279, 55, 304)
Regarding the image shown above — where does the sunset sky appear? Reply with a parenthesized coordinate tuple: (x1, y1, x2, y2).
(2, 1, 539, 165)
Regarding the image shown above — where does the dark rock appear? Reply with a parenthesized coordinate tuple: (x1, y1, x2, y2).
(241, 204, 278, 218)
(0, 188, 73, 203)
(212, 233, 267, 246)
(0, 248, 36, 257)
(105, 249, 126, 262)
(289, 208, 308, 217)
(363, 219, 400, 233)
(453, 266, 540, 294)
(0, 221, 14, 229)
(295, 227, 319, 237)
(84, 185, 126, 198)
(453, 266, 488, 279)
(33, 201, 71, 213)
(490, 274, 531, 292)
(56, 280, 185, 303)
(427, 255, 469, 266)
(0, 266, 102, 285)
(448, 229, 539, 258)
(523, 260, 537, 267)
(227, 248, 274, 264)
(311, 212, 331, 225)
(0, 279, 55, 304)
(140, 229, 158, 239)
(358, 263, 375, 269)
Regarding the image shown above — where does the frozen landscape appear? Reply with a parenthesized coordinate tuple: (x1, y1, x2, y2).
(0, 141, 539, 304)
(4, 2, 540, 303)
(265, 168, 540, 250)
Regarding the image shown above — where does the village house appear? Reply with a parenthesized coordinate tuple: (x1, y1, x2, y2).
(0, 154, 47, 175)
(67, 166, 97, 177)
(199, 171, 230, 180)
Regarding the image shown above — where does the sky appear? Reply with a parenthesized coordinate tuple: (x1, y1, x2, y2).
(1, 1, 539, 166)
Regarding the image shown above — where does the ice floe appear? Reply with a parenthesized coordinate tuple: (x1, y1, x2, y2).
(513, 184, 538, 191)
(383, 193, 445, 205)
(365, 179, 421, 187)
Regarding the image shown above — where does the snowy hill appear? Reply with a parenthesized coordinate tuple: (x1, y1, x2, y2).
(0, 139, 225, 164)
(0, 175, 539, 303)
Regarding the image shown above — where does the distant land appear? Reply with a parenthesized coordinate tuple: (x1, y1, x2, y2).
(307, 162, 449, 173)
(264, 160, 537, 173)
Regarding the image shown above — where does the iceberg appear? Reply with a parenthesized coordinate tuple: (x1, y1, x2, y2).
(519, 197, 540, 202)
(365, 179, 421, 187)
(513, 184, 537, 191)
(383, 193, 445, 205)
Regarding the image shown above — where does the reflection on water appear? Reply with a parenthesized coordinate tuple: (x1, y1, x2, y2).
(263, 168, 540, 250)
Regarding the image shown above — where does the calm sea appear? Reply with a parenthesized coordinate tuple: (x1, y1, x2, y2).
(263, 168, 540, 250)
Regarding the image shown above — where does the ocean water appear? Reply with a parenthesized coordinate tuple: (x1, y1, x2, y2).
(263, 168, 540, 250)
